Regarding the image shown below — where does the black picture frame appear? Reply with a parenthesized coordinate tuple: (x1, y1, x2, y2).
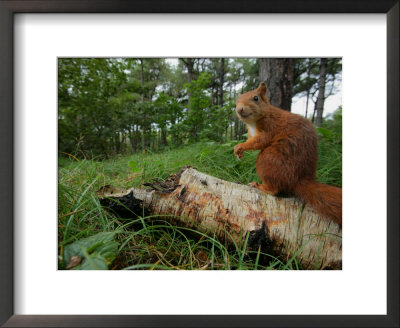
(0, 1, 398, 327)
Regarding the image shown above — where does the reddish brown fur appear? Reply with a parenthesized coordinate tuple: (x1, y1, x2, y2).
(234, 82, 342, 226)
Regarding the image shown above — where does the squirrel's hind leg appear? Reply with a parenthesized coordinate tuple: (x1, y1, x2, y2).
(249, 182, 279, 196)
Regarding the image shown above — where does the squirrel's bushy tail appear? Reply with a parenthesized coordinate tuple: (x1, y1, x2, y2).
(295, 180, 342, 226)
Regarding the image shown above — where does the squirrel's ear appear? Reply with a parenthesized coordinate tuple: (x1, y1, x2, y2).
(258, 82, 267, 101)
(258, 82, 267, 95)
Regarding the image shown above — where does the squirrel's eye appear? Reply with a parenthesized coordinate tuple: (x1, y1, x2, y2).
(253, 96, 259, 101)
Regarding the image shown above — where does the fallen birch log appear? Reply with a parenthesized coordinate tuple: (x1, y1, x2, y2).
(97, 166, 342, 270)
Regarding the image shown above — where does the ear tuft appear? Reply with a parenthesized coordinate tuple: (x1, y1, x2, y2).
(258, 82, 267, 97)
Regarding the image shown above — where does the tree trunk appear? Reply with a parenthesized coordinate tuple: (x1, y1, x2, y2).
(210, 87, 214, 106)
(183, 58, 195, 84)
(129, 131, 134, 153)
(314, 58, 327, 127)
(259, 58, 294, 111)
(161, 128, 168, 147)
(114, 134, 120, 154)
(234, 116, 239, 140)
(181, 58, 195, 111)
(219, 58, 225, 107)
(139, 59, 146, 153)
(97, 167, 342, 270)
(304, 58, 312, 118)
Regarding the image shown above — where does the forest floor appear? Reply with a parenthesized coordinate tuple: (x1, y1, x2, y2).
(58, 138, 341, 270)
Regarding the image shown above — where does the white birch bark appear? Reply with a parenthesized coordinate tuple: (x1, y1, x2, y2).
(98, 167, 342, 269)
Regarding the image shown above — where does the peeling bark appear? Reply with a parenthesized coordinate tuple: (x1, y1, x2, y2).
(97, 167, 342, 270)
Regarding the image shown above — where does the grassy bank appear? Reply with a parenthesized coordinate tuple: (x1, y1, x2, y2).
(58, 136, 341, 270)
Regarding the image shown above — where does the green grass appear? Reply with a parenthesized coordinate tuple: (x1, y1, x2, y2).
(58, 136, 341, 270)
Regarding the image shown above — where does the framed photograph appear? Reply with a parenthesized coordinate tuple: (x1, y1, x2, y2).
(1, 1, 398, 327)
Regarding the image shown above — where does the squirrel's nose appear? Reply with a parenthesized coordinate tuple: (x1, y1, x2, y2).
(239, 107, 244, 113)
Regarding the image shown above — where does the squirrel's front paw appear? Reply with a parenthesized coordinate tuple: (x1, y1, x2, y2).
(234, 144, 244, 160)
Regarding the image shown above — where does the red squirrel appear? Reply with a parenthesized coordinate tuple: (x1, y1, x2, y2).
(234, 82, 342, 226)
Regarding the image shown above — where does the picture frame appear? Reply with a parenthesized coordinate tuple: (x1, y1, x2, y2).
(0, 0, 398, 327)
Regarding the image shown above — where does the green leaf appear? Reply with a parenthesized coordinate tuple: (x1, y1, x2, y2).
(63, 232, 118, 270)
(76, 252, 108, 270)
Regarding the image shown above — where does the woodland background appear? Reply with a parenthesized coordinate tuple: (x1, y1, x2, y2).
(58, 58, 342, 159)
(58, 58, 342, 270)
